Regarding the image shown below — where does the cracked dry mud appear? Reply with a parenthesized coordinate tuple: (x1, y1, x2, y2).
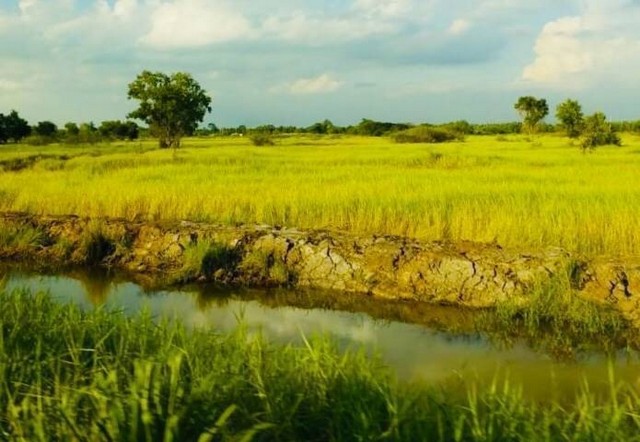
(2, 212, 640, 325)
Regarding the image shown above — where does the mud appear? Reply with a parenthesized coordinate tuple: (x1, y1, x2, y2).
(1, 212, 639, 322)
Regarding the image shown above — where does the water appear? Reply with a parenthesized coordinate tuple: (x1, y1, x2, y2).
(2, 267, 640, 400)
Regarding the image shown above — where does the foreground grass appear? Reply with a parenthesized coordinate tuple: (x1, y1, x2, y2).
(2, 289, 640, 441)
(0, 134, 640, 256)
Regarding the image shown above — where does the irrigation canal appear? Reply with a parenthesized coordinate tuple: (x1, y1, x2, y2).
(2, 266, 640, 401)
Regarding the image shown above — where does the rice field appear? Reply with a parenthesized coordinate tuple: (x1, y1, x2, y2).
(1, 133, 639, 256)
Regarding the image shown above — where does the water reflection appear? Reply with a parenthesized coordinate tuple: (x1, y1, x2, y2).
(2, 267, 640, 400)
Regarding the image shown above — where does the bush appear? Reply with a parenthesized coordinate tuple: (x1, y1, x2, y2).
(23, 135, 55, 146)
(581, 112, 621, 150)
(250, 133, 275, 146)
(393, 126, 464, 144)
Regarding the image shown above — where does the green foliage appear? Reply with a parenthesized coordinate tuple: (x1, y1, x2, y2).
(353, 118, 411, 136)
(0, 110, 31, 144)
(127, 70, 212, 149)
(0, 224, 46, 252)
(581, 112, 621, 150)
(250, 133, 275, 146)
(98, 120, 139, 141)
(241, 248, 295, 286)
(556, 99, 584, 138)
(472, 122, 522, 135)
(393, 125, 464, 143)
(514, 96, 549, 134)
(33, 121, 58, 138)
(3, 289, 640, 441)
(483, 268, 629, 356)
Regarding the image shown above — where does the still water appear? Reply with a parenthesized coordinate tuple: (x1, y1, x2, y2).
(2, 267, 639, 400)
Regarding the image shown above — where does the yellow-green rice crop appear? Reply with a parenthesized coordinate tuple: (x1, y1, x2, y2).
(1, 134, 639, 256)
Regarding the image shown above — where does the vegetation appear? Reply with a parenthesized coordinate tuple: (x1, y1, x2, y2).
(514, 96, 549, 134)
(556, 99, 584, 138)
(250, 133, 276, 146)
(1, 135, 640, 256)
(581, 112, 622, 150)
(393, 125, 464, 143)
(1, 288, 639, 441)
(0, 110, 30, 144)
(127, 71, 212, 149)
(479, 267, 632, 357)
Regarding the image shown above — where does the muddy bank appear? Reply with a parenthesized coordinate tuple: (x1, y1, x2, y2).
(1, 212, 639, 320)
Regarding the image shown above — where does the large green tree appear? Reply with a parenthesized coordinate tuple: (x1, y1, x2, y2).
(514, 96, 549, 134)
(127, 71, 212, 149)
(0, 110, 31, 143)
(556, 99, 584, 138)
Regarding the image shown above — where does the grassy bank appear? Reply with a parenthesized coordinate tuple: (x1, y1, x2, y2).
(1, 134, 640, 256)
(1, 289, 640, 441)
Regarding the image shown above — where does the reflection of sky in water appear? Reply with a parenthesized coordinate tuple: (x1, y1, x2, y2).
(5, 272, 640, 399)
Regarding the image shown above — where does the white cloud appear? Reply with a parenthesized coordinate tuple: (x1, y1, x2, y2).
(521, 1, 640, 88)
(271, 74, 343, 95)
(521, 17, 593, 85)
(112, 0, 139, 20)
(141, 0, 252, 49)
(261, 12, 393, 44)
(448, 18, 471, 36)
(354, 0, 412, 18)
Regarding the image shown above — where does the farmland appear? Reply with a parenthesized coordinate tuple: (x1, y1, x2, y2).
(1, 133, 639, 257)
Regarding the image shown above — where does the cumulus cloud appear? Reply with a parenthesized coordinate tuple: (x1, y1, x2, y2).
(261, 12, 392, 44)
(522, 1, 640, 88)
(141, 0, 253, 49)
(353, 0, 413, 18)
(271, 74, 343, 95)
(448, 18, 471, 36)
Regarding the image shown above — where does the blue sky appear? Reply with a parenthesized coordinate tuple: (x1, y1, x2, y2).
(0, 0, 639, 127)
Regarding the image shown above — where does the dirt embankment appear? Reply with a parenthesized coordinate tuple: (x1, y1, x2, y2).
(1, 212, 639, 320)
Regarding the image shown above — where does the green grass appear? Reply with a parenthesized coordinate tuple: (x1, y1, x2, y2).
(1, 134, 640, 256)
(2, 288, 640, 441)
(477, 268, 634, 358)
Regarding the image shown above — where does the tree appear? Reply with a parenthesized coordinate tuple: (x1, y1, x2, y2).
(127, 71, 212, 149)
(514, 96, 549, 134)
(581, 112, 621, 151)
(64, 122, 80, 136)
(556, 99, 584, 138)
(34, 121, 58, 138)
(0, 110, 31, 143)
(98, 120, 139, 141)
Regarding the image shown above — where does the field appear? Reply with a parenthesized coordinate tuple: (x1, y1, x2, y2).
(3, 288, 640, 441)
(1, 134, 640, 257)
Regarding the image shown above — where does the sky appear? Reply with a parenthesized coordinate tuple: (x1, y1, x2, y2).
(0, 0, 639, 127)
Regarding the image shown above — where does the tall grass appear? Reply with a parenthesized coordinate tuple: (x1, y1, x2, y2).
(478, 268, 634, 358)
(2, 288, 640, 441)
(1, 135, 640, 256)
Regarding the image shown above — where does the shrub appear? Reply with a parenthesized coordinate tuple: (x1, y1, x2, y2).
(581, 112, 621, 150)
(250, 133, 275, 146)
(393, 126, 463, 144)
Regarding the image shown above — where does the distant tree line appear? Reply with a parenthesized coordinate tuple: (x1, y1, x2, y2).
(1, 95, 635, 150)
(0, 110, 140, 146)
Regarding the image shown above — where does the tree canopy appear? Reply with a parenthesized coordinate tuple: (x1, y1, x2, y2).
(556, 99, 584, 138)
(0, 110, 31, 143)
(127, 71, 212, 149)
(514, 96, 549, 134)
